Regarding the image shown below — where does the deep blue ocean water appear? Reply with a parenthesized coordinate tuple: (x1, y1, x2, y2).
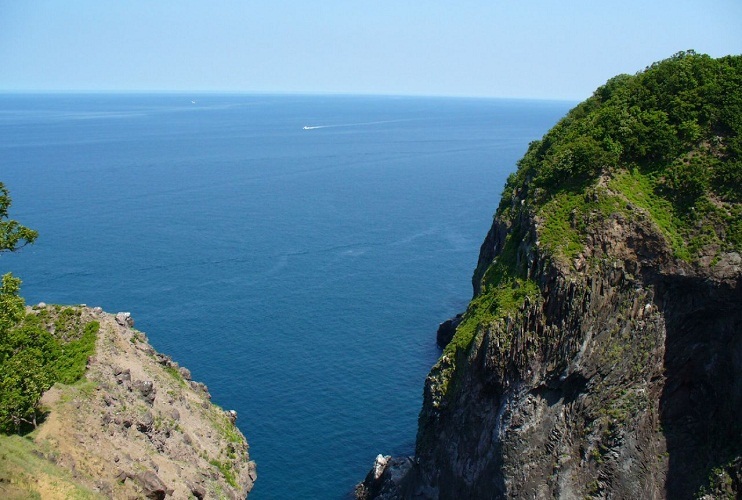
(0, 94, 571, 498)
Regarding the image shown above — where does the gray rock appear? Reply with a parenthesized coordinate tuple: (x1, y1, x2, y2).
(373, 454, 389, 480)
(133, 380, 156, 404)
(436, 314, 463, 348)
(188, 481, 206, 499)
(135, 470, 171, 500)
(116, 470, 132, 483)
(115, 312, 134, 327)
(154, 353, 172, 365)
(189, 381, 210, 398)
(136, 342, 155, 355)
(357, 456, 413, 499)
(113, 367, 131, 386)
(136, 411, 154, 433)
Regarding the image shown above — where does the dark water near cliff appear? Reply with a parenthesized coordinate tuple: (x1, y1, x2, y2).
(0, 94, 570, 498)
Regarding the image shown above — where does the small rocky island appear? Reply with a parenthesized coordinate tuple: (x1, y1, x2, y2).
(0, 305, 255, 499)
(358, 51, 741, 499)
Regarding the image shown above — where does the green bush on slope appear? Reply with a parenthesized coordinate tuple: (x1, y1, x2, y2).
(0, 275, 100, 433)
(0, 183, 99, 433)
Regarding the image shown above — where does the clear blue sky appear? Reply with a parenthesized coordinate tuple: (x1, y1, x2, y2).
(1, 0, 740, 100)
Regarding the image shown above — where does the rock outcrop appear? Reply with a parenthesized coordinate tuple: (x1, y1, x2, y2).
(25, 306, 256, 499)
(358, 52, 742, 499)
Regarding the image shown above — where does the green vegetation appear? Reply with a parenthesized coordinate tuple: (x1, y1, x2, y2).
(163, 364, 188, 386)
(0, 283, 100, 433)
(439, 52, 741, 399)
(208, 405, 244, 445)
(0, 183, 99, 433)
(504, 51, 742, 262)
(210, 458, 238, 488)
(438, 223, 541, 392)
(0, 182, 38, 253)
(697, 458, 741, 499)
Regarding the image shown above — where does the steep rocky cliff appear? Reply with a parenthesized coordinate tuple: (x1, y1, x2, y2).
(0, 306, 256, 499)
(358, 52, 742, 499)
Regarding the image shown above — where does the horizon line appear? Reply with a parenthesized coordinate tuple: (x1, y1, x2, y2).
(0, 88, 581, 103)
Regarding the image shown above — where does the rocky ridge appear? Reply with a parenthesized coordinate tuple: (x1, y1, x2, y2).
(358, 52, 742, 499)
(12, 305, 255, 499)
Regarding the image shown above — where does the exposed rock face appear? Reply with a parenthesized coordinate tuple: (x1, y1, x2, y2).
(360, 196, 741, 499)
(33, 307, 256, 499)
(435, 314, 462, 349)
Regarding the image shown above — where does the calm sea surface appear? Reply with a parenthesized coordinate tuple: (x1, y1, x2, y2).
(0, 94, 571, 498)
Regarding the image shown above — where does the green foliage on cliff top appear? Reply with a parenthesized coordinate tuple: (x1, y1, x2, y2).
(501, 51, 742, 262)
(440, 52, 742, 392)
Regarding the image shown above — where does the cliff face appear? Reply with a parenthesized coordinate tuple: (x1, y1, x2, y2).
(358, 52, 742, 499)
(1, 306, 256, 499)
(410, 205, 740, 499)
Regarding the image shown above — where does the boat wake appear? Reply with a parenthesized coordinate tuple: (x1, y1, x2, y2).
(302, 118, 414, 131)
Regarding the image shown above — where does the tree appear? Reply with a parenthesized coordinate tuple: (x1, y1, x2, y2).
(0, 182, 38, 253)
(0, 182, 41, 433)
(0, 347, 51, 432)
(0, 274, 25, 345)
(0, 183, 35, 334)
(0, 185, 98, 433)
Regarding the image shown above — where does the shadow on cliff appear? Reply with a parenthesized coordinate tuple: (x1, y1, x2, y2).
(657, 274, 742, 498)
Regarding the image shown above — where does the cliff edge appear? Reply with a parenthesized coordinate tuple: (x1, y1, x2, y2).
(0, 305, 256, 499)
(359, 52, 741, 499)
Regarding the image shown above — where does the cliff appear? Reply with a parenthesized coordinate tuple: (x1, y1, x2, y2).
(358, 52, 742, 499)
(0, 305, 256, 499)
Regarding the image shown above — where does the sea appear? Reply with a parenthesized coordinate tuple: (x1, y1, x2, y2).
(0, 93, 572, 498)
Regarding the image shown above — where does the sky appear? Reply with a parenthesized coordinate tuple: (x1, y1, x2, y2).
(1, 1, 741, 101)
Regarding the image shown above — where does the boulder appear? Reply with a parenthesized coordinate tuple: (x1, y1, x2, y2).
(135, 470, 171, 500)
(373, 454, 389, 480)
(435, 314, 463, 348)
(115, 312, 134, 327)
(133, 380, 156, 404)
(136, 411, 154, 433)
(114, 368, 131, 386)
(188, 481, 206, 499)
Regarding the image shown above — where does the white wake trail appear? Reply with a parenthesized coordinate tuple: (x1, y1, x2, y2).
(302, 118, 415, 131)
